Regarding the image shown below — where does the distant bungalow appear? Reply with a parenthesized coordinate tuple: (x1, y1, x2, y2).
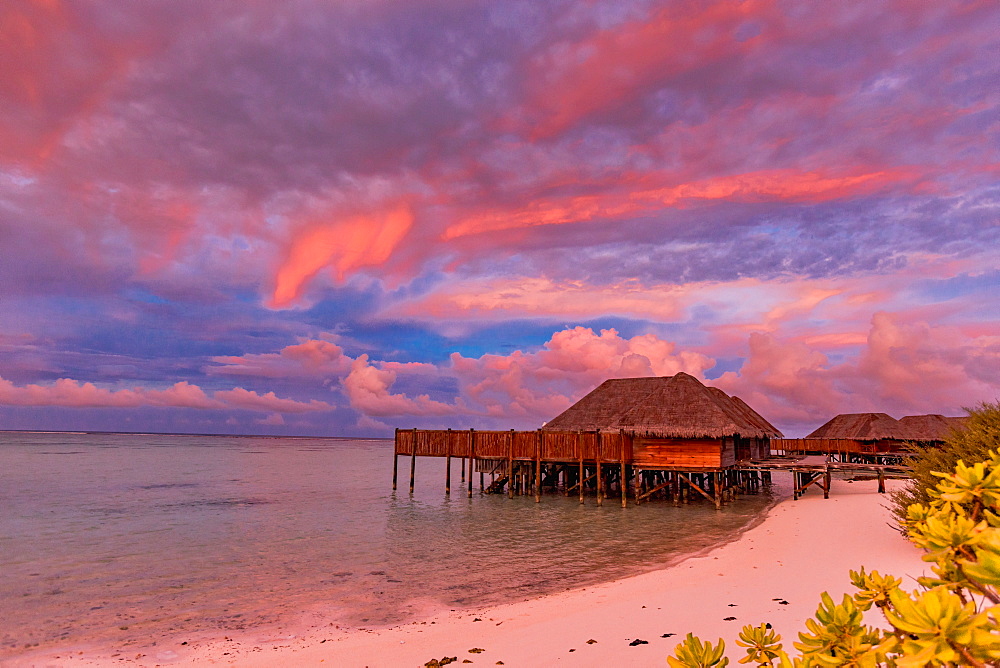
(784, 412, 968, 460)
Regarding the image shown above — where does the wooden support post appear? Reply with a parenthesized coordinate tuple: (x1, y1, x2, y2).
(579, 451, 585, 504)
(535, 430, 542, 503)
(672, 472, 680, 506)
(468, 429, 475, 497)
(823, 468, 831, 499)
(878, 468, 885, 494)
(445, 428, 452, 495)
(409, 427, 417, 493)
(714, 471, 722, 510)
(596, 431, 603, 507)
(620, 463, 627, 508)
(392, 428, 399, 490)
(508, 429, 515, 499)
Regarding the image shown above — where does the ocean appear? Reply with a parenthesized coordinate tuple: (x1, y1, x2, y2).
(0, 432, 777, 661)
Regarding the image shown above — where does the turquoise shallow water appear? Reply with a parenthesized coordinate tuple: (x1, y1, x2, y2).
(0, 432, 776, 660)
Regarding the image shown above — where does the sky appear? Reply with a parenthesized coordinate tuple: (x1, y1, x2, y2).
(0, 0, 998, 438)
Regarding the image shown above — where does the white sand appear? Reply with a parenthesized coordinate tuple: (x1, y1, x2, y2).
(16, 478, 928, 668)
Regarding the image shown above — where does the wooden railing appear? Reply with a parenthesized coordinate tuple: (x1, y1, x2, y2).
(772, 438, 910, 455)
(394, 429, 633, 463)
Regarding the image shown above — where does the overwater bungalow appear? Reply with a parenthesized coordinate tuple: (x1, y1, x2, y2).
(393, 372, 784, 507)
(542, 372, 781, 469)
(776, 412, 967, 462)
(897, 414, 968, 442)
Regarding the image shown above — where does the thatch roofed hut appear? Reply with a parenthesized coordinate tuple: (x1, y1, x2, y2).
(898, 414, 967, 441)
(806, 413, 907, 440)
(728, 394, 783, 436)
(804, 412, 967, 456)
(544, 372, 781, 469)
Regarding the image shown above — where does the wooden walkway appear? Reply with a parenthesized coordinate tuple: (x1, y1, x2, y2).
(393, 429, 910, 507)
(741, 455, 910, 500)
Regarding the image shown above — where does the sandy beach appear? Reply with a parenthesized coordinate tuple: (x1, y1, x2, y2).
(16, 478, 927, 668)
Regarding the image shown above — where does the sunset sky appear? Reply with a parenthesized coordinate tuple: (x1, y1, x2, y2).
(1, 0, 998, 437)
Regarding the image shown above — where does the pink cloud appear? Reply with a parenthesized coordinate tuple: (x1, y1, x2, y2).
(0, 377, 330, 414)
(143, 381, 223, 409)
(213, 388, 332, 414)
(519, 0, 779, 138)
(0, 377, 146, 408)
(341, 354, 457, 417)
(209, 338, 352, 379)
(442, 168, 923, 240)
(715, 312, 1000, 433)
(269, 202, 414, 308)
(391, 277, 689, 323)
(448, 327, 715, 421)
(256, 412, 285, 426)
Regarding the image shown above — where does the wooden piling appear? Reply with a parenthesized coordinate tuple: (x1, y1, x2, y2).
(578, 452, 585, 504)
(468, 429, 475, 497)
(508, 429, 515, 499)
(445, 428, 452, 495)
(595, 432, 603, 507)
(620, 451, 627, 508)
(409, 427, 417, 493)
(535, 430, 542, 503)
(713, 471, 722, 509)
(877, 468, 885, 493)
(392, 428, 399, 491)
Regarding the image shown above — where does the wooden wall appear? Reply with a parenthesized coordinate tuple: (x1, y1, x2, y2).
(632, 437, 723, 469)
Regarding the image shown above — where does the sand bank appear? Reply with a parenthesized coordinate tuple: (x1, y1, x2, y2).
(19, 479, 927, 668)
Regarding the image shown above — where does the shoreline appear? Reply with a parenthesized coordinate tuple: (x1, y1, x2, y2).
(13, 478, 926, 667)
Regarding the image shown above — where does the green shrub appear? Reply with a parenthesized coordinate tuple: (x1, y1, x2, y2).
(889, 401, 1000, 526)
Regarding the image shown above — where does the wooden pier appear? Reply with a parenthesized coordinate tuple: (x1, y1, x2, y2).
(392, 429, 910, 508)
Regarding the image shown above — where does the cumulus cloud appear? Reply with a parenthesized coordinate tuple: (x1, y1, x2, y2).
(212, 388, 332, 414)
(209, 338, 352, 379)
(256, 412, 285, 426)
(211, 328, 714, 424)
(341, 354, 457, 417)
(447, 326, 715, 420)
(0, 377, 330, 414)
(194, 313, 1000, 435)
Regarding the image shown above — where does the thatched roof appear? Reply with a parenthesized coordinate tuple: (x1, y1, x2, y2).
(807, 412, 967, 441)
(899, 414, 967, 441)
(806, 413, 905, 440)
(542, 372, 783, 439)
(730, 395, 784, 436)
